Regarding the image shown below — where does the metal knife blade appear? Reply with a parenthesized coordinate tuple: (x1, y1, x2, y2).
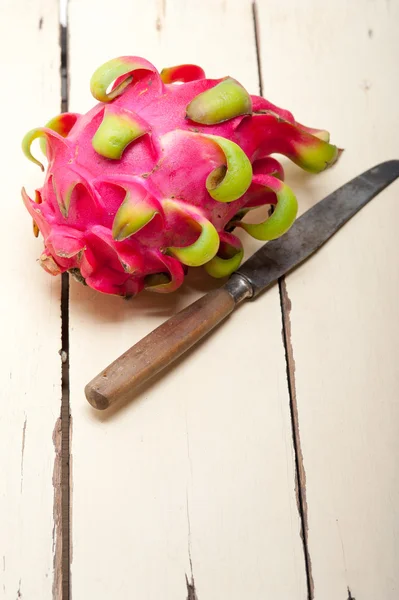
(85, 160, 399, 409)
(232, 159, 399, 298)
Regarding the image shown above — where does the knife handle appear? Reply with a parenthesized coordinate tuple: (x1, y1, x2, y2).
(85, 278, 252, 410)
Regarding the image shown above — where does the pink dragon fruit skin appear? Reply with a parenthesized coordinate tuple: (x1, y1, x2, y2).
(21, 56, 341, 297)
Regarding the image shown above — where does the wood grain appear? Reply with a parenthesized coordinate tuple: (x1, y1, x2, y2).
(257, 1, 399, 598)
(0, 1, 62, 598)
(68, 0, 306, 598)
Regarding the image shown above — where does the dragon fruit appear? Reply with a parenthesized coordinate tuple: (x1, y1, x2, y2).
(21, 56, 340, 297)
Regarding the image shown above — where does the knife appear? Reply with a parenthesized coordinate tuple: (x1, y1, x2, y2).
(85, 160, 399, 410)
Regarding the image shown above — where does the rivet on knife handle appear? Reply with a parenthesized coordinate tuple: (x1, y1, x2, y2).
(85, 275, 253, 410)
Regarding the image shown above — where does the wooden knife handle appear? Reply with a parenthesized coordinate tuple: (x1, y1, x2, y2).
(85, 286, 237, 410)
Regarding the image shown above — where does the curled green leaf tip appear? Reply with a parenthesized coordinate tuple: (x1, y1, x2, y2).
(238, 178, 298, 241)
(112, 192, 158, 241)
(22, 128, 46, 171)
(90, 56, 156, 102)
(205, 239, 244, 278)
(92, 109, 147, 159)
(186, 78, 252, 125)
(294, 139, 340, 174)
(90, 58, 135, 102)
(205, 135, 252, 203)
(166, 201, 219, 267)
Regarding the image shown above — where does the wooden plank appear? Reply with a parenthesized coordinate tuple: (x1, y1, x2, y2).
(257, 1, 399, 598)
(67, 0, 307, 597)
(0, 1, 62, 598)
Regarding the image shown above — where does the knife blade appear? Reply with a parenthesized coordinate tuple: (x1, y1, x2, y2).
(85, 160, 399, 410)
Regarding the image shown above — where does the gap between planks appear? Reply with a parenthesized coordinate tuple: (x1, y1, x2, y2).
(59, 268, 70, 600)
(251, 2, 314, 599)
(279, 280, 314, 600)
(54, 12, 71, 600)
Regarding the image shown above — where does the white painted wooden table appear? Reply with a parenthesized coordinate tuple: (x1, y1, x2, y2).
(1, 0, 398, 598)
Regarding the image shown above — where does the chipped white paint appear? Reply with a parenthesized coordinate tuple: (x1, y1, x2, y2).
(257, 0, 399, 598)
(0, 0, 62, 598)
(68, 0, 306, 598)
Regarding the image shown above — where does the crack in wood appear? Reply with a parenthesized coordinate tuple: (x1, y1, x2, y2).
(20, 416, 27, 494)
(16, 578, 22, 598)
(186, 574, 198, 600)
(52, 418, 62, 600)
(251, 1, 264, 97)
(58, 12, 71, 600)
(185, 490, 198, 598)
(347, 587, 356, 600)
(156, 0, 166, 31)
(336, 517, 350, 586)
(279, 279, 315, 600)
(186, 491, 193, 574)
